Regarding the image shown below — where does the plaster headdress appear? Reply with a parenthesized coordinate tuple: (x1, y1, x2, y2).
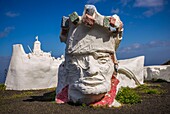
(60, 5, 123, 56)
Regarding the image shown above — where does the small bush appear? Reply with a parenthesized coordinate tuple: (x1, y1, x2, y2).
(116, 87, 141, 104)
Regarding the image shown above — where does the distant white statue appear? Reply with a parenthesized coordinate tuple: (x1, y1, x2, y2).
(33, 36, 43, 55)
(5, 37, 65, 90)
(55, 5, 144, 107)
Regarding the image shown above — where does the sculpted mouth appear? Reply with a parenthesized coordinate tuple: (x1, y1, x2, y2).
(79, 75, 105, 85)
(73, 76, 110, 94)
(72, 73, 110, 94)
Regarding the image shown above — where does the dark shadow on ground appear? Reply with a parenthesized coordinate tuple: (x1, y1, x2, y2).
(145, 80, 169, 83)
(23, 91, 56, 102)
(23, 90, 83, 107)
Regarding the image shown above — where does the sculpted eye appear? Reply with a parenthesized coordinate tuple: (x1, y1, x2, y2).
(98, 58, 108, 64)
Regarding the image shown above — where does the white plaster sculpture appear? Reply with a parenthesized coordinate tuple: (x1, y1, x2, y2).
(5, 36, 64, 90)
(55, 5, 143, 107)
(144, 65, 170, 82)
(117, 56, 145, 90)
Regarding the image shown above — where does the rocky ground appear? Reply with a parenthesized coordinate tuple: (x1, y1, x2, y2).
(0, 82, 170, 114)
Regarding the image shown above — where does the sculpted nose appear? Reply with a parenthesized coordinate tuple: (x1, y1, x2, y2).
(85, 60, 98, 76)
(86, 67, 98, 76)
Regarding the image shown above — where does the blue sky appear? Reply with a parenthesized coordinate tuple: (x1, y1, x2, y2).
(0, 0, 170, 65)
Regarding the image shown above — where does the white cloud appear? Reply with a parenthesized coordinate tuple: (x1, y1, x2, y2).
(133, 0, 165, 17)
(120, 0, 132, 6)
(143, 9, 155, 17)
(0, 26, 15, 38)
(143, 7, 162, 17)
(117, 40, 170, 65)
(118, 40, 170, 53)
(134, 0, 164, 7)
(111, 8, 120, 14)
(5, 11, 20, 17)
(87, 0, 104, 4)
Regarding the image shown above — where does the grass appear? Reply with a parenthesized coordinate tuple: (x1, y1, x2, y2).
(0, 85, 56, 101)
(116, 83, 165, 105)
(116, 87, 141, 104)
(0, 84, 6, 90)
(136, 84, 164, 95)
(43, 87, 56, 91)
(3, 91, 34, 100)
(145, 89, 161, 94)
(0, 84, 35, 100)
(82, 103, 87, 107)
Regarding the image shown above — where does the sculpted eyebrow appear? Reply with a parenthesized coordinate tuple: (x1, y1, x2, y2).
(92, 52, 110, 59)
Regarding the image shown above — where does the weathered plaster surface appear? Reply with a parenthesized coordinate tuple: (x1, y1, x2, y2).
(117, 56, 145, 90)
(5, 38, 64, 90)
(144, 65, 170, 82)
(56, 5, 128, 107)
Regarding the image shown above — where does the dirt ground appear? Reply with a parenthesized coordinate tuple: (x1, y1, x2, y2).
(0, 82, 170, 114)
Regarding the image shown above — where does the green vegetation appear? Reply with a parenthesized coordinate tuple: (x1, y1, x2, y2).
(46, 87, 56, 91)
(116, 84, 165, 105)
(0, 84, 6, 90)
(145, 89, 161, 94)
(0, 82, 165, 107)
(0, 85, 56, 101)
(137, 84, 164, 95)
(82, 103, 87, 107)
(116, 87, 141, 104)
(4, 91, 34, 99)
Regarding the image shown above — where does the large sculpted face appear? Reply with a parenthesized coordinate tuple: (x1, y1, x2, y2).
(57, 5, 123, 104)
(68, 52, 114, 92)
(67, 52, 115, 103)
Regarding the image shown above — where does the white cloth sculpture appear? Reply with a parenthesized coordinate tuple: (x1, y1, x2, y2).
(5, 37, 64, 90)
(144, 65, 170, 82)
(117, 56, 145, 90)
